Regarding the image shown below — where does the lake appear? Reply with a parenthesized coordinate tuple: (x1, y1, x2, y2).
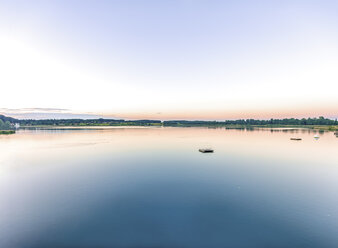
(0, 127, 337, 248)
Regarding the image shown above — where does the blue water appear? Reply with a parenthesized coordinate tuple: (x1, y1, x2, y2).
(0, 128, 337, 248)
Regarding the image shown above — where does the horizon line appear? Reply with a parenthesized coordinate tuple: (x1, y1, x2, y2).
(1, 113, 337, 122)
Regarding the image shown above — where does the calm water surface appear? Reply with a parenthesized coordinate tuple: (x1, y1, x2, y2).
(0, 127, 337, 248)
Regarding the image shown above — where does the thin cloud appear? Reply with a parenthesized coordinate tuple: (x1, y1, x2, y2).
(0, 108, 69, 113)
(22, 108, 69, 112)
(0, 108, 107, 119)
(3, 112, 105, 120)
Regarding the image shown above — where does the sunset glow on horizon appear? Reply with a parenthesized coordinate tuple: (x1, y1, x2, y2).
(1, 0, 337, 120)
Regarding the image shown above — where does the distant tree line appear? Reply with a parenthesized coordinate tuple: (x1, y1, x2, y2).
(163, 117, 338, 126)
(16, 118, 162, 126)
(1, 114, 337, 127)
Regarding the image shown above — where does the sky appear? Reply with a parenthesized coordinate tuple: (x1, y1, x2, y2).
(0, 0, 337, 120)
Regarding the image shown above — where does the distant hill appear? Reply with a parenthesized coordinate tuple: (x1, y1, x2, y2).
(0, 114, 18, 123)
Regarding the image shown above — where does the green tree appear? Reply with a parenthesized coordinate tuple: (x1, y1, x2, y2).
(0, 119, 12, 130)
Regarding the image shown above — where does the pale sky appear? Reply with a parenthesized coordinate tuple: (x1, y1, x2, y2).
(0, 0, 337, 120)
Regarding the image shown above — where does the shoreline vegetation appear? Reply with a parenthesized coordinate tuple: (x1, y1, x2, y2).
(1, 115, 337, 132)
(0, 130, 15, 135)
(0, 118, 15, 134)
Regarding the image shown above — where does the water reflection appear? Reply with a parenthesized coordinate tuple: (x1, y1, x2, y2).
(0, 127, 337, 248)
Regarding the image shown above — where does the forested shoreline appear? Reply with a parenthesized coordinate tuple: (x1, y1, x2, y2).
(0, 114, 337, 130)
